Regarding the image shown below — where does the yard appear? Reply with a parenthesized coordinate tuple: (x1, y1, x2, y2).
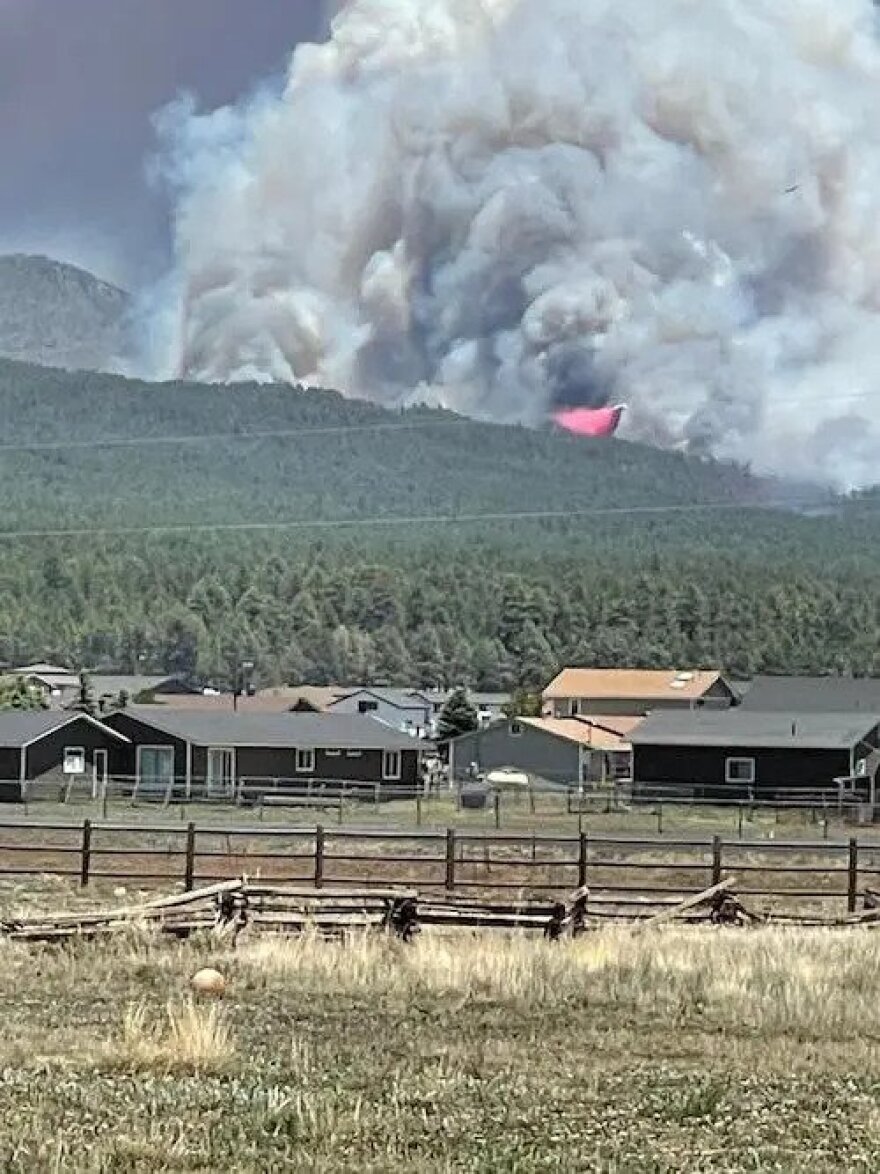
(1, 878, 880, 1171)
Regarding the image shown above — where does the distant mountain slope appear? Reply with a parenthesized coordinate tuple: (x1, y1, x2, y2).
(0, 255, 129, 371)
(0, 358, 774, 535)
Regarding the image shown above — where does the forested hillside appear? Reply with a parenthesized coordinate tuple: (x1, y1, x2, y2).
(1, 359, 877, 687)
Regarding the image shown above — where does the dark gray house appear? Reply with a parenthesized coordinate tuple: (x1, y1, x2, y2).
(449, 717, 634, 786)
(630, 710, 880, 801)
(103, 708, 424, 798)
(0, 711, 129, 800)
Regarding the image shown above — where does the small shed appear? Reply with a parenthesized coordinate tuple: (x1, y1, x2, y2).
(449, 717, 635, 787)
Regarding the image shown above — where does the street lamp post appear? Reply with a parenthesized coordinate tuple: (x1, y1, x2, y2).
(233, 660, 255, 712)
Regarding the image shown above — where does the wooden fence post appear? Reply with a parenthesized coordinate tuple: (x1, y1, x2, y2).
(315, 825, 325, 888)
(183, 821, 196, 892)
(577, 831, 588, 890)
(848, 837, 859, 913)
(80, 819, 92, 887)
(445, 828, 456, 891)
(494, 791, 501, 830)
(711, 835, 723, 887)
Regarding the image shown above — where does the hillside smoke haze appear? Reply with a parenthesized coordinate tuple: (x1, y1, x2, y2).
(154, 0, 880, 487)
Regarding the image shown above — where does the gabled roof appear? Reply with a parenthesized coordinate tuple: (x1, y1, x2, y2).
(0, 711, 129, 748)
(110, 707, 422, 751)
(630, 710, 878, 750)
(739, 676, 880, 714)
(152, 686, 343, 714)
(521, 718, 631, 750)
(329, 688, 432, 712)
(543, 668, 726, 701)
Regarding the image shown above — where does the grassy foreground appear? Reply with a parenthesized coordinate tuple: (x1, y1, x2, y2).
(3, 908, 880, 1171)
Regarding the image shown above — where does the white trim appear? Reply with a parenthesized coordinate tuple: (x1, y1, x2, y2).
(92, 749, 108, 802)
(326, 749, 342, 757)
(382, 749, 402, 781)
(136, 744, 176, 788)
(62, 746, 86, 775)
(295, 748, 316, 774)
(206, 746, 237, 798)
(19, 712, 130, 751)
(725, 756, 756, 785)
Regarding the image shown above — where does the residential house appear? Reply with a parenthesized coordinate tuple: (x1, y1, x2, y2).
(542, 669, 735, 718)
(424, 690, 512, 730)
(630, 709, 880, 801)
(103, 707, 424, 798)
(327, 689, 433, 737)
(11, 665, 197, 710)
(0, 711, 129, 801)
(150, 686, 345, 714)
(449, 715, 639, 787)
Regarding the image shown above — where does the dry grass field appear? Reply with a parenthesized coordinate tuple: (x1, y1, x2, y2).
(1, 879, 880, 1170)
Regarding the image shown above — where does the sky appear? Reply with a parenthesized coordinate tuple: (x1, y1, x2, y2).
(0, 0, 326, 288)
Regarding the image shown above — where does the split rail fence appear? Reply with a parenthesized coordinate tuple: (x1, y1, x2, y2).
(0, 820, 878, 919)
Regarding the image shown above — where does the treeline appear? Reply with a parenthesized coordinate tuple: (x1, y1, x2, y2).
(2, 358, 879, 686)
(2, 530, 880, 688)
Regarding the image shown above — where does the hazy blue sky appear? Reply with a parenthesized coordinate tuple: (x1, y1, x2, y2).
(0, 1, 325, 286)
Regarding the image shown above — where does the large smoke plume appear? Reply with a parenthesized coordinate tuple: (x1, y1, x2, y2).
(153, 0, 880, 486)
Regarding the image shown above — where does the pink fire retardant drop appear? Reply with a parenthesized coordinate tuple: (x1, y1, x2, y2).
(552, 405, 625, 437)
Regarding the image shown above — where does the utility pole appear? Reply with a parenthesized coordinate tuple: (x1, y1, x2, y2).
(233, 659, 254, 712)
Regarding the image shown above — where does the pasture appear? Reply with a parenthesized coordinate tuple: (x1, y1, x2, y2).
(2, 876, 880, 1171)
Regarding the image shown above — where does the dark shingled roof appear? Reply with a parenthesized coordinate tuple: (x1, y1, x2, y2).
(0, 711, 127, 748)
(630, 710, 879, 750)
(739, 676, 880, 714)
(113, 707, 424, 751)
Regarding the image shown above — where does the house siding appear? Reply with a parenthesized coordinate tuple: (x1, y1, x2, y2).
(104, 712, 421, 796)
(451, 723, 582, 785)
(633, 744, 855, 800)
(104, 713, 189, 782)
(329, 693, 431, 735)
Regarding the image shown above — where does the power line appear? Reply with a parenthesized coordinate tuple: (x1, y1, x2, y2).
(1, 385, 879, 455)
(0, 416, 473, 454)
(0, 496, 846, 542)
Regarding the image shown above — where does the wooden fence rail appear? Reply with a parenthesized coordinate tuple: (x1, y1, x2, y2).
(0, 820, 872, 918)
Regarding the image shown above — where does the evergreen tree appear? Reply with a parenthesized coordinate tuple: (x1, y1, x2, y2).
(436, 688, 479, 742)
(70, 671, 96, 716)
(0, 676, 48, 711)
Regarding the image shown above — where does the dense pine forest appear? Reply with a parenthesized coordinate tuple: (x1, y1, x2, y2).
(1, 359, 878, 687)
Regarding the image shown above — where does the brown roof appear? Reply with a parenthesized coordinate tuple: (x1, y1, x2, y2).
(542, 669, 724, 702)
(146, 687, 344, 714)
(522, 718, 631, 750)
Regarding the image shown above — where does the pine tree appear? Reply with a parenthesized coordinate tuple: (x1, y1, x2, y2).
(70, 671, 97, 716)
(436, 688, 479, 742)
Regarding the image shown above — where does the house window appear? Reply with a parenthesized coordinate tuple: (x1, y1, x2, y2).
(137, 746, 175, 795)
(511, 722, 523, 737)
(295, 748, 315, 774)
(568, 700, 580, 717)
(383, 750, 402, 780)
(326, 749, 342, 758)
(725, 757, 755, 785)
(63, 747, 86, 775)
(346, 750, 362, 759)
(358, 699, 379, 713)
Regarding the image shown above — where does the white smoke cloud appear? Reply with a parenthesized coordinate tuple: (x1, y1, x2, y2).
(152, 0, 880, 487)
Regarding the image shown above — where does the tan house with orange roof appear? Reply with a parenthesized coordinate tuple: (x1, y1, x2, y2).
(542, 669, 736, 719)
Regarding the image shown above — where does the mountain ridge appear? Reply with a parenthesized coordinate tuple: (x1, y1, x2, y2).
(0, 254, 129, 372)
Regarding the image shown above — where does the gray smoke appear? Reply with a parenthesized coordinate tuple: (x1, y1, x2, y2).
(152, 0, 880, 487)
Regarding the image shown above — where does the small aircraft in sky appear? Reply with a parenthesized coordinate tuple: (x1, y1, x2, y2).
(552, 403, 626, 437)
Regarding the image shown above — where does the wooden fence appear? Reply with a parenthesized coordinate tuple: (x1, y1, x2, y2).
(0, 819, 878, 919)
